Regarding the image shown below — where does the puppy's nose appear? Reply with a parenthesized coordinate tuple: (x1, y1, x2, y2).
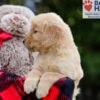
(23, 40, 25, 44)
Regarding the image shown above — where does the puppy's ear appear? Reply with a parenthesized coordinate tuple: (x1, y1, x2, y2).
(42, 24, 63, 47)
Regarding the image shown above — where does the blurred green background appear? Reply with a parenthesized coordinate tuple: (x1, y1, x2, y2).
(0, 0, 100, 100)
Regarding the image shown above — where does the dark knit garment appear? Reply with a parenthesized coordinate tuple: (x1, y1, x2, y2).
(0, 70, 74, 100)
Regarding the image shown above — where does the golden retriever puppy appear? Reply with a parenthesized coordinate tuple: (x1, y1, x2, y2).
(24, 13, 84, 100)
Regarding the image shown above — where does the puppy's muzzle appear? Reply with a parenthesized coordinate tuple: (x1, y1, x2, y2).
(23, 40, 25, 44)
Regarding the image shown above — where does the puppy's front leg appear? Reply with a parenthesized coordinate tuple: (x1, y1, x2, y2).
(24, 69, 42, 94)
(36, 72, 65, 99)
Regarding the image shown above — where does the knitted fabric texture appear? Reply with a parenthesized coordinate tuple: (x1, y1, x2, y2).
(0, 5, 34, 22)
(0, 31, 34, 76)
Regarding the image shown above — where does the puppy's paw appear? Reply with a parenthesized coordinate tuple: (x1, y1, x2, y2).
(24, 78, 36, 94)
(36, 84, 49, 99)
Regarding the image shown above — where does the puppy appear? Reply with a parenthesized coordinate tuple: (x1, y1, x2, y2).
(24, 13, 84, 99)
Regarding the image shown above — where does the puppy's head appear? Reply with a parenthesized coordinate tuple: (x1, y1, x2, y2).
(0, 13, 30, 37)
(24, 13, 66, 53)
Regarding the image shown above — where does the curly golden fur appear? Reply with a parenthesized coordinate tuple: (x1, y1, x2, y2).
(24, 13, 84, 100)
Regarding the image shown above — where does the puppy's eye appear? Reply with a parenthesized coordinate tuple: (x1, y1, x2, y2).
(33, 30, 38, 34)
